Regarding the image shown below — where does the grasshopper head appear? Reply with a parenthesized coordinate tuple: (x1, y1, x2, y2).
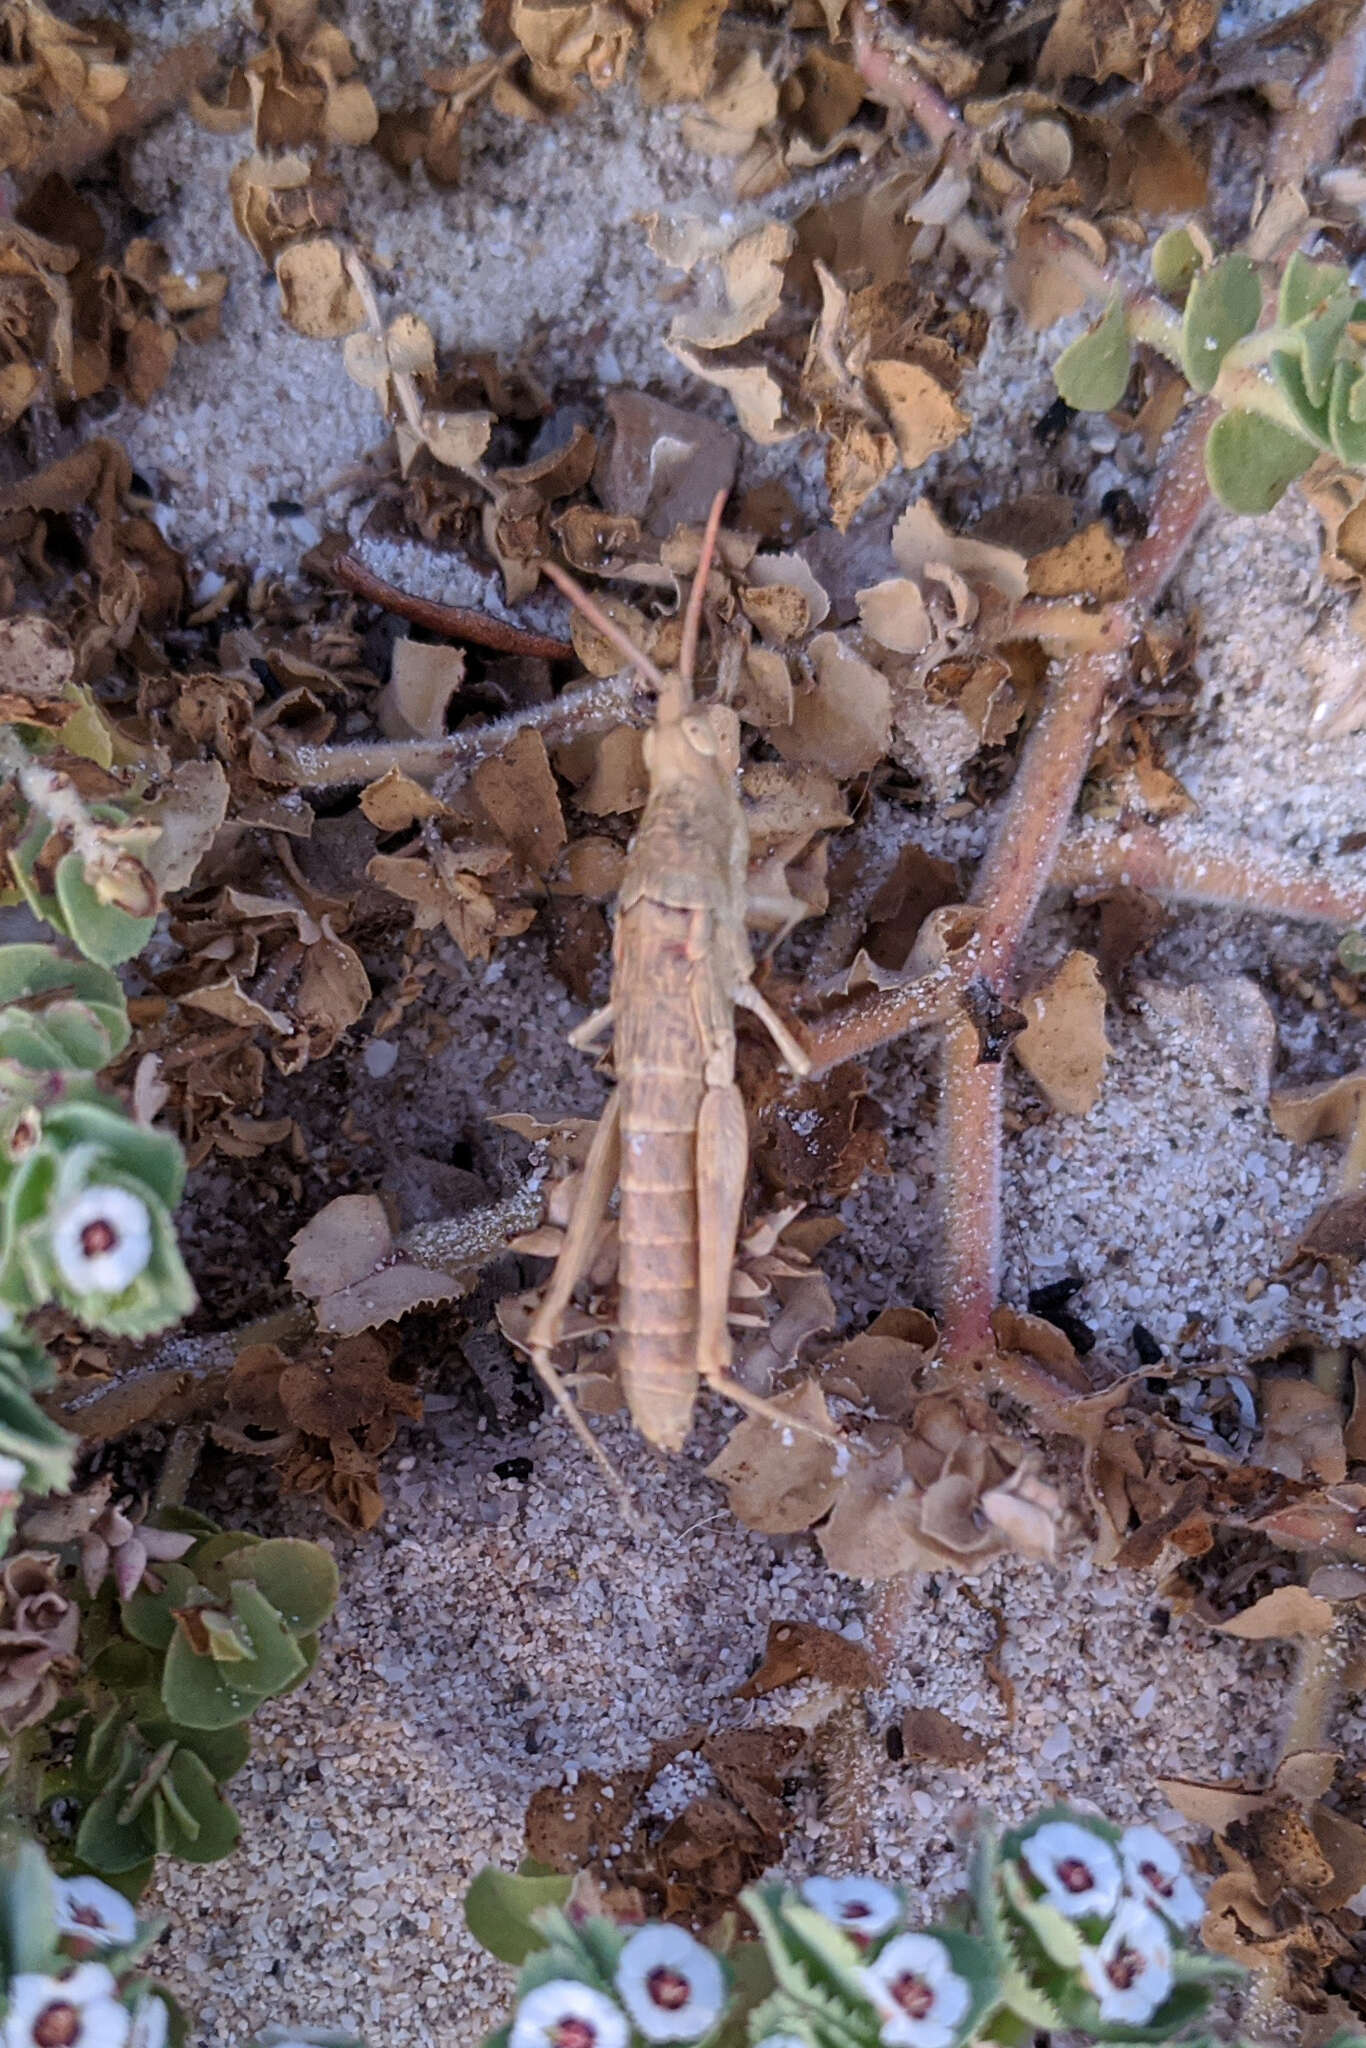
(643, 700, 740, 783)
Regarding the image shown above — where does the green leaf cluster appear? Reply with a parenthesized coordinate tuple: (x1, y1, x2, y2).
(0, 1314, 75, 1512)
(0, 1827, 185, 2041)
(49, 1516, 338, 1887)
(467, 1806, 1256, 2048)
(1053, 238, 1366, 517)
(0, 943, 193, 1340)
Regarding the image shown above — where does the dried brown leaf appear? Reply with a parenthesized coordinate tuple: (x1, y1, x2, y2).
(1014, 949, 1112, 1115)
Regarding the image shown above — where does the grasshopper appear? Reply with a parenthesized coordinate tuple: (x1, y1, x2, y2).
(525, 493, 828, 1487)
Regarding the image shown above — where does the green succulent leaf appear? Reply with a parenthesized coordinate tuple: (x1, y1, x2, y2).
(1329, 358, 1366, 467)
(0, 944, 129, 1069)
(1278, 248, 1352, 328)
(134, 1716, 251, 1785)
(1, 1835, 60, 1976)
(464, 1866, 574, 1965)
(151, 1748, 241, 1863)
(1204, 409, 1317, 514)
(1270, 343, 1333, 445)
(160, 1584, 306, 1729)
(1054, 295, 1132, 412)
(0, 1327, 75, 1495)
(1180, 254, 1261, 394)
(204, 1537, 339, 1636)
(121, 1562, 202, 1651)
(52, 856, 156, 970)
(1150, 227, 1203, 299)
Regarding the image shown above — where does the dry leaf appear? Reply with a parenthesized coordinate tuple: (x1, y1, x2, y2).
(704, 1380, 841, 1533)
(735, 1619, 876, 1697)
(473, 727, 567, 876)
(858, 577, 931, 654)
(359, 767, 448, 831)
(1215, 1586, 1336, 1640)
(668, 342, 793, 445)
(772, 632, 891, 778)
(900, 1706, 988, 1765)
(379, 640, 467, 740)
(639, 0, 728, 105)
(1014, 950, 1111, 1115)
(275, 237, 363, 338)
(865, 360, 968, 469)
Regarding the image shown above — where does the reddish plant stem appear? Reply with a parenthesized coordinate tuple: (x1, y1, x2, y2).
(1054, 824, 1366, 927)
(937, 1024, 1004, 1360)
(333, 550, 576, 663)
(1269, 0, 1366, 190)
(800, 404, 1217, 1080)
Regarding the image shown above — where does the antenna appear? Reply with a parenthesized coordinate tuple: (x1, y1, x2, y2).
(678, 489, 728, 696)
(540, 561, 670, 695)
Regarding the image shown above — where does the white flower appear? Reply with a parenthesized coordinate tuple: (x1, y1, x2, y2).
(51, 1188, 151, 1298)
(509, 1981, 628, 2048)
(0, 1455, 24, 1497)
(5, 1962, 131, 2048)
(53, 1876, 139, 1951)
(615, 1925, 726, 2042)
(126, 1999, 167, 2048)
(801, 1876, 901, 1944)
(1120, 1824, 1204, 1930)
(860, 1933, 971, 2048)
(1018, 1820, 1121, 1919)
(1080, 1899, 1173, 2026)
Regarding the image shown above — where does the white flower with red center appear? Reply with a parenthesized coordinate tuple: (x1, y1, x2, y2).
(50, 1188, 151, 1298)
(1119, 1825, 1204, 1931)
(801, 1877, 901, 1946)
(860, 1933, 971, 2048)
(615, 1925, 726, 2042)
(52, 1876, 138, 1952)
(509, 1980, 628, 2048)
(4, 1962, 131, 2048)
(1080, 1899, 1174, 2025)
(125, 1999, 167, 2048)
(1018, 1820, 1121, 1920)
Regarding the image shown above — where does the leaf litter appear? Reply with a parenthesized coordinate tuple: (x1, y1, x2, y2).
(5, 0, 1366, 2038)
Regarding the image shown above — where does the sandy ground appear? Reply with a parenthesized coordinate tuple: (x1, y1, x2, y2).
(79, 0, 1366, 2042)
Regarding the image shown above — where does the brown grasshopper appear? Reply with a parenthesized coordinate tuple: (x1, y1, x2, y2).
(525, 493, 829, 1486)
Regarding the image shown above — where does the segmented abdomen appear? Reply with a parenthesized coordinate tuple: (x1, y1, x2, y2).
(614, 899, 706, 1451)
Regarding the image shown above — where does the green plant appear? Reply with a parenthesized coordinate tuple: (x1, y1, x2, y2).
(0, 1826, 182, 2048)
(9, 1505, 339, 1893)
(467, 1805, 1359, 2048)
(1054, 241, 1366, 515)
(0, 1819, 365, 2048)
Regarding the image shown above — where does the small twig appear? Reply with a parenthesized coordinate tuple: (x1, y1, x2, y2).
(50, 1183, 549, 1442)
(850, 1, 964, 151)
(278, 671, 649, 791)
(153, 1422, 207, 1512)
(798, 405, 1217, 1078)
(1269, 0, 1366, 191)
(1053, 824, 1366, 928)
(333, 550, 576, 663)
(937, 1022, 1004, 1361)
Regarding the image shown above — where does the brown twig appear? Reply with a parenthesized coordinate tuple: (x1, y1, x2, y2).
(799, 408, 1216, 1081)
(279, 670, 648, 791)
(333, 550, 576, 663)
(1054, 824, 1366, 928)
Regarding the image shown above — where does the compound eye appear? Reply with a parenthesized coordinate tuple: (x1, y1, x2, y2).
(682, 711, 718, 755)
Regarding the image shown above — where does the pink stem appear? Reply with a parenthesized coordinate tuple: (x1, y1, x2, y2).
(1054, 824, 1366, 927)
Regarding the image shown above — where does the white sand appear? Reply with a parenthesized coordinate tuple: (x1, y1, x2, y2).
(89, 4, 1366, 2043)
